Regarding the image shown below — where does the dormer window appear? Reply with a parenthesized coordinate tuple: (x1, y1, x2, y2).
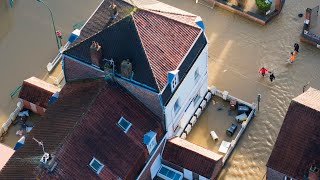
(89, 157, 104, 174)
(168, 70, 180, 93)
(117, 116, 132, 133)
(143, 131, 157, 154)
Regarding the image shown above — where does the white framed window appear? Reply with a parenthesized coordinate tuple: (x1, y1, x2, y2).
(117, 116, 132, 133)
(157, 165, 183, 180)
(174, 98, 181, 114)
(194, 68, 200, 81)
(143, 131, 157, 154)
(171, 75, 179, 92)
(89, 157, 104, 174)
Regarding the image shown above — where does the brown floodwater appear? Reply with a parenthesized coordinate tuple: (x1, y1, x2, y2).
(1, 0, 320, 179)
(157, 0, 320, 179)
(0, 0, 101, 146)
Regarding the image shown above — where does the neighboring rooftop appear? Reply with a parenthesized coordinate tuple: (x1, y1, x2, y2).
(1, 79, 164, 179)
(18, 76, 61, 108)
(65, 2, 206, 92)
(267, 87, 320, 179)
(162, 137, 222, 179)
(0, 143, 14, 171)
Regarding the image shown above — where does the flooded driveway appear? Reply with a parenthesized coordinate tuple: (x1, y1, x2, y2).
(158, 0, 320, 179)
(1, 0, 320, 179)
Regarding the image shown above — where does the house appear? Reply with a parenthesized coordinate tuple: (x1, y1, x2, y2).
(18, 76, 61, 115)
(1, 0, 219, 179)
(266, 87, 320, 180)
(0, 78, 165, 179)
(63, 0, 208, 138)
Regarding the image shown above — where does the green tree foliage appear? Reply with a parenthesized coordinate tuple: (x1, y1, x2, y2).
(255, 0, 272, 13)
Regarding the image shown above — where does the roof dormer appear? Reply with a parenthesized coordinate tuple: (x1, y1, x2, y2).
(168, 70, 179, 93)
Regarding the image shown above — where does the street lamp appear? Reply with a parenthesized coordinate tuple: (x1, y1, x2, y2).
(36, 0, 61, 50)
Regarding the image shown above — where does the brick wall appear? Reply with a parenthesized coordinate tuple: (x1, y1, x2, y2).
(266, 167, 289, 180)
(63, 56, 104, 82)
(22, 100, 45, 116)
(210, 159, 223, 180)
(116, 78, 164, 120)
(138, 138, 166, 180)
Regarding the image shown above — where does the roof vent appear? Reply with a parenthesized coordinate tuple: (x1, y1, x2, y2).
(89, 157, 104, 174)
(117, 116, 132, 133)
(309, 165, 320, 180)
(121, 59, 132, 79)
(90, 41, 102, 67)
(33, 137, 58, 172)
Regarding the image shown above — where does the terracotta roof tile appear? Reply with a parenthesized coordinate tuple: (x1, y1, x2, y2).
(133, 10, 201, 90)
(18, 77, 61, 108)
(162, 137, 222, 178)
(267, 88, 320, 179)
(1, 79, 164, 179)
(65, 7, 204, 91)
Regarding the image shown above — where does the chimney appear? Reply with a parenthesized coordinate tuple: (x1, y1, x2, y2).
(309, 165, 320, 180)
(90, 41, 102, 67)
(121, 59, 132, 79)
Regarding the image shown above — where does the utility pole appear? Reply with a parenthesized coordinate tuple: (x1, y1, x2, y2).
(36, 0, 61, 50)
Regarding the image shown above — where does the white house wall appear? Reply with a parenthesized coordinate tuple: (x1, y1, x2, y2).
(165, 44, 208, 138)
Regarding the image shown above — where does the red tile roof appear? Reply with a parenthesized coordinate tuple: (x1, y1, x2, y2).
(65, 8, 203, 91)
(18, 76, 61, 108)
(267, 88, 320, 179)
(133, 9, 201, 90)
(1, 79, 164, 179)
(162, 137, 222, 178)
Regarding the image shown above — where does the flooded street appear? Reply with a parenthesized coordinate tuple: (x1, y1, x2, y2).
(158, 0, 320, 179)
(1, 0, 320, 179)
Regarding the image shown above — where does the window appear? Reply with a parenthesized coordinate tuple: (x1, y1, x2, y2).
(157, 165, 183, 180)
(171, 75, 179, 92)
(143, 131, 157, 154)
(174, 98, 181, 114)
(89, 157, 104, 174)
(194, 68, 200, 81)
(117, 116, 132, 133)
(284, 176, 293, 180)
(193, 92, 201, 106)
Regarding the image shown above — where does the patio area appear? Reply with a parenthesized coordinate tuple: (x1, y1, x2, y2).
(186, 96, 243, 154)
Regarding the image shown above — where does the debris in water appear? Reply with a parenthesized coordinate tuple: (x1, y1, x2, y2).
(298, 13, 303, 18)
(223, 69, 227, 72)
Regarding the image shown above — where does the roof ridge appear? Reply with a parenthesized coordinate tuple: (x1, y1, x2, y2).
(171, 137, 222, 160)
(131, 11, 162, 90)
(144, 9, 200, 29)
(67, 14, 133, 51)
(147, 9, 197, 18)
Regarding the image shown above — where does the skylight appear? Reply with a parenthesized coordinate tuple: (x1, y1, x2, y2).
(117, 116, 132, 133)
(89, 157, 104, 174)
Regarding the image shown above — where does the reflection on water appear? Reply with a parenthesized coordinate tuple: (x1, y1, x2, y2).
(159, 0, 320, 179)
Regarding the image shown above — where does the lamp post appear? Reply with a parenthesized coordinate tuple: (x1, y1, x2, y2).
(36, 0, 61, 50)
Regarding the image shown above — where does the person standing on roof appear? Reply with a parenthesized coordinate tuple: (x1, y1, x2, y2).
(259, 67, 268, 77)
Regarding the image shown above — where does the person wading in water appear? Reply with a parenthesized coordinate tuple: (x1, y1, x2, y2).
(259, 67, 268, 77)
(269, 72, 275, 82)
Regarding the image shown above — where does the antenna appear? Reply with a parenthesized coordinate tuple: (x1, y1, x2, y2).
(33, 137, 46, 154)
